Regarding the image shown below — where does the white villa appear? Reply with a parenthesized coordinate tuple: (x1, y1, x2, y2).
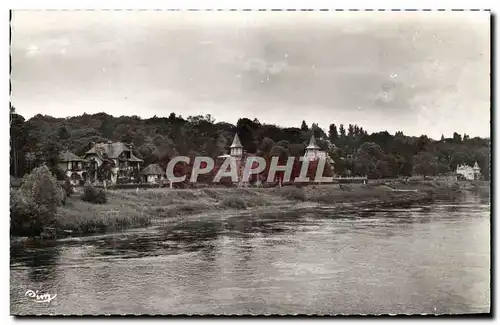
(456, 161, 481, 180)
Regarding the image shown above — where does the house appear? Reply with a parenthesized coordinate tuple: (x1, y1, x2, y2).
(57, 150, 86, 185)
(456, 161, 481, 180)
(83, 141, 143, 184)
(141, 163, 165, 184)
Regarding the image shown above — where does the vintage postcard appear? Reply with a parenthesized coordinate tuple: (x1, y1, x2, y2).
(9, 9, 490, 316)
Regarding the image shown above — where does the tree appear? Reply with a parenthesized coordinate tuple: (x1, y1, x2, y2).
(437, 161, 451, 175)
(213, 132, 228, 157)
(236, 118, 260, 153)
(300, 120, 309, 131)
(311, 123, 326, 139)
(19, 165, 65, 212)
(387, 154, 406, 178)
(206, 114, 216, 124)
(270, 145, 289, 161)
(412, 152, 438, 177)
(10, 107, 27, 177)
(354, 125, 360, 136)
(96, 161, 113, 182)
(328, 123, 339, 143)
(259, 137, 275, 156)
(11, 165, 65, 236)
(450, 151, 468, 170)
(348, 124, 354, 138)
(355, 142, 388, 179)
(288, 143, 305, 157)
(57, 126, 70, 140)
(339, 124, 346, 138)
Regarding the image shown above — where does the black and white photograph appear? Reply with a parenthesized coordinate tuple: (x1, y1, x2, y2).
(9, 9, 491, 316)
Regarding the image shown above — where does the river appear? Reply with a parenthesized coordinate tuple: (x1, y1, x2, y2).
(10, 191, 490, 315)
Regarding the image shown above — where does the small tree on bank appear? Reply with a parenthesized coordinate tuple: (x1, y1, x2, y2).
(10, 165, 65, 236)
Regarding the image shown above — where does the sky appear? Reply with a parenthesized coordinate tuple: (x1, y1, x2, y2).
(11, 10, 490, 139)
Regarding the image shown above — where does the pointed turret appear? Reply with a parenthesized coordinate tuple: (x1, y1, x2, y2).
(306, 135, 320, 149)
(230, 133, 243, 157)
(304, 135, 321, 161)
(230, 133, 243, 149)
(473, 161, 480, 169)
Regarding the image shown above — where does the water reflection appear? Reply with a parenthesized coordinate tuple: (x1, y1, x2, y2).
(11, 240, 60, 283)
(72, 220, 225, 260)
(10, 193, 490, 315)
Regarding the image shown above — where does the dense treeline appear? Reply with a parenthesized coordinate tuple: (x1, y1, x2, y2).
(9, 106, 490, 180)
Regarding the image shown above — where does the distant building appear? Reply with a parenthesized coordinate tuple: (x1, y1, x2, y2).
(456, 161, 481, 180)
(304, 135, 335, 165)
(84, 141, 143, 184)
(141, 163, 165, 184)
(216, 133, 253, 186)
(217, 133, 335, 186)
(58, 150, 86, 185)
(229, 133, 244, 158)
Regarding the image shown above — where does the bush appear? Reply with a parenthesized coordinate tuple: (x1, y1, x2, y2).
(11, 166, 63, 236)
(51, 166, 68, 181)
(62, 179, 74, 198)
(19, 165, 65, 213)
(81, 185, 107, 204)
(220, 196, 248, 209)
(11, 190, 56, 236)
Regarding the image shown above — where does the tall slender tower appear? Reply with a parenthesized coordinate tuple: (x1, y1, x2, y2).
(304, 135, 320, 160)
(230, 133, 244, 184)
(230, 133, 243, 157)
(473, 161, 481, 180)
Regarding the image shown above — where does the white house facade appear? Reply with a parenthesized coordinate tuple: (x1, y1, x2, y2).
(456, 161, 481, 180)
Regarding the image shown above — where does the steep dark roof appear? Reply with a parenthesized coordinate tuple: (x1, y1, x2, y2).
(85, 142, 143, 162)
(129, 153, 143, 162)
(141, 164, 165, 175)
(59, 150, 83, 162)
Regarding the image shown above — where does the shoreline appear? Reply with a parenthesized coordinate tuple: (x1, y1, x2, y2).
(11, 180, 489, 240)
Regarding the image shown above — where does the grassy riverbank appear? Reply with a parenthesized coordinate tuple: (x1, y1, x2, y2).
(40, 179, 489, 237)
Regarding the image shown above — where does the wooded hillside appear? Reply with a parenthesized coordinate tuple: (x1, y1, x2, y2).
(9, 107, 490, 180)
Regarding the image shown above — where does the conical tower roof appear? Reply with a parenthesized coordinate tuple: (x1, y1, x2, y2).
(306, 135, 320, 149)
(473, 161, 480, 169)
(230, 133, 243, 148)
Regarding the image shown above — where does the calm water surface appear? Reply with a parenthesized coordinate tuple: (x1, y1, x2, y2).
(10, 192, 490, 315)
